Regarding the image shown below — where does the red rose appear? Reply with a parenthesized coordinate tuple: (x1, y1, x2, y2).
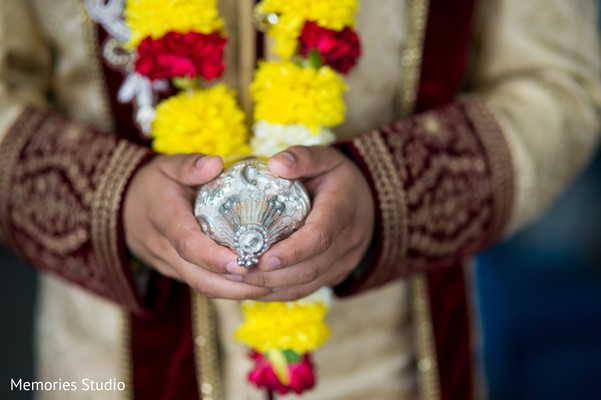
(134, 31, 226, 81)
(287, 355, 316, 394)
(247, 351, 316, 395)
(248, 352, 289, 394)
(299, 21, 361, 74)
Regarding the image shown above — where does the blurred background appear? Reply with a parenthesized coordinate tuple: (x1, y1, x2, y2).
(2, 6, 601, 400)
(477, 150, 601, 400)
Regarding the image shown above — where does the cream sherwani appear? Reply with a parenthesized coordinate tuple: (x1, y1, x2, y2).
(0, 1, 599, 400)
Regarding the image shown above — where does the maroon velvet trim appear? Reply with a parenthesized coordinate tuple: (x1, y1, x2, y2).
(427, 266, 473, 400)
(415, 0, 477, 113)
(96, 27, 148, 146)
(419, 2, 478, 400)
(130, 284, 199, 400)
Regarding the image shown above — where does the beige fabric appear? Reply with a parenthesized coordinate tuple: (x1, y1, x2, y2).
(337, 0, 408, 138)
(472, 0, 601, 232)
(28, 0, 115, 132)
(36, 276, 128, 400)
(0, 0, 49, 147)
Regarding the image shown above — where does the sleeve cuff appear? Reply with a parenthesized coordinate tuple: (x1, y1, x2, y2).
(334, 98, 515, 296)
(0, 107, 157, 313)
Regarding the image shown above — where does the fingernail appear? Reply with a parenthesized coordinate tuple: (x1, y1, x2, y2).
(275, 152, 295, 169)
(226, 260, 241, 275)
(226, 274, 243, 282)
(265, 257, 281, 271)
(196, 156, 212, 169)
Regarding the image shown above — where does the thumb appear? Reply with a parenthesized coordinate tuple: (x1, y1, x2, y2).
(267, 146, 344, 180)
(158, 153, 224, 186)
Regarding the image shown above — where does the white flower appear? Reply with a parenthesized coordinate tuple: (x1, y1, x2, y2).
(295, 287, 333, 308)
(251, 120, 336, 157)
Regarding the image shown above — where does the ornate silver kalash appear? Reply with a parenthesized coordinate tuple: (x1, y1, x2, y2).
(194, 158, 311, 268)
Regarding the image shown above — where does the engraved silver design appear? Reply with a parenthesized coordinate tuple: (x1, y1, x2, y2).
(194, 158, 310, 268)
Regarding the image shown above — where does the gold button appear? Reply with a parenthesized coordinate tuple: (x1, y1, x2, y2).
(201, 383, 213, 394)
(195, 335, 207, 347)
(418, 358, 432, 372)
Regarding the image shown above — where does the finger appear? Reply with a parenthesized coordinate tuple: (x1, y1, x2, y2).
(156, 253, 271, 300)
(267, 146, 344, 180)
(256, 255, 353, 302)
(151, 196, 249, 275)
(233, 239, 342, 288)
(129, 230, 184, 281)
(157, 153, 224, 186)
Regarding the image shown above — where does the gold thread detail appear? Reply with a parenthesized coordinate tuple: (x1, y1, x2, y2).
(238, 0, 257, 119)
(0, 109, 43, 245)
(398, 0, 441, 398)
(89, 142, 146, 400)
(399, 0, 430, 118)
(411, 274, 441, 400)
(353, 133, 407, 286)
(120, 312, 134, 400)
(91, 142, 147, 311)
(464, 98, 515, 242)
(193, 292, 223, 400)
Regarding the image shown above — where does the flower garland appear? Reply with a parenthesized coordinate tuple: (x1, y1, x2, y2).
(86, 0, 361, 396)
(238, 2, 361, 395)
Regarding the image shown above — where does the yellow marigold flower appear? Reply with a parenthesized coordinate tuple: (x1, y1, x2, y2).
(251, 61, 347, 131)
(125, 0, 224, 48)
(151, 84, 250, 158)
(236, 301, 330, 354)
(257, 0, 359, 59)
(258, 0, 358, 30)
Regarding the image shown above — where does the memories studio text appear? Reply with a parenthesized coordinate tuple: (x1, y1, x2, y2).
(10, 378, 126, 392)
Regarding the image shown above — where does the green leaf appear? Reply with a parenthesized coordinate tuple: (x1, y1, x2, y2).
(306, 48, 324, 68)
(172, 76, 201, 90)
(295, 48, 324, 69)
(283, 349, 302, 363)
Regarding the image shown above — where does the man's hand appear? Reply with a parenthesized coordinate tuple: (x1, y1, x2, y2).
(227, 146, 375, 301)
(123, 153, 271, 300)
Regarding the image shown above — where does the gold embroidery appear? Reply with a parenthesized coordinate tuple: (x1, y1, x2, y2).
(193, 292, 224, 400)
(353, 133, 408, 287)
(411, 275, 441, 400)
(120, 310, 134, 400)
(385, 105, 494, 270)
(3, 106, 149, 319)
(238, 0, 257, 119)
(464, 98, 515, 242)
(91, 142, 148, 310)
(399, 0, 430, 118)
(0, 109, 43, 243)
(398, 1, 438, 398)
